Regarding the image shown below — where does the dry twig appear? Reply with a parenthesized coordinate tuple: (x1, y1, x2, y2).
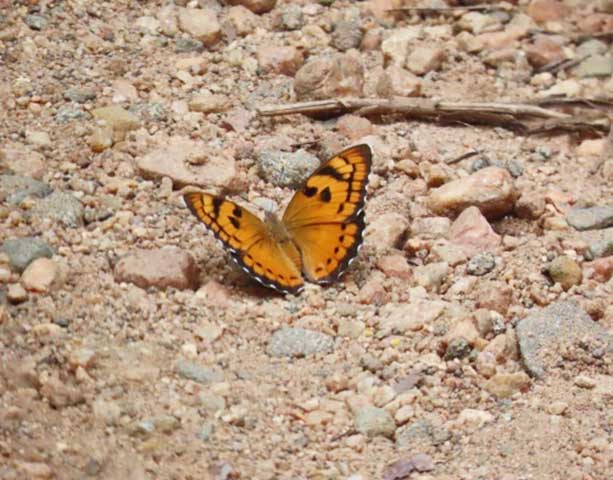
(258, 97, 609, 135)
(387, 4, 513, 15)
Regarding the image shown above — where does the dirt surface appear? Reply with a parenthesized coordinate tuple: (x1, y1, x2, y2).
(1, 1, 612, 479)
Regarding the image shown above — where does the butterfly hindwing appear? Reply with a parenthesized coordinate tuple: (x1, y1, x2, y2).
(282, 144, 372, 283)
(183, 192, 304, 294)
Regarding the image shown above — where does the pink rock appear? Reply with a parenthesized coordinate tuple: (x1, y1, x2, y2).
(294, 53, 364, 101)
(2, 142, 46, 179)
(428, 167, 517, 219)
(514, 191, 546, 219)
(365, 213, 409, 250)
(377, 253, 412, 280)
(583, 256, 613, 282)
(256, 46, 304, 76)
(524, 35, 566, 68)
(474, 280, 513, 316)
(21, 258, 57, 292)
(336, 115, 374, 141)
(226, 0, 276, 14)
(476, 27, 526, 51)
(527, 0, 570, 23)
(177, 8, 221, 47)
(138, 136, 236, 189)
(227, 5, 259, 36)
(410, 216, 451, 239)
(375, 66, 421, 97)
(577, 13, 613, 35)
(357, 274, 390, 305)
(448, 207, 501, 257)
(406, 46, 446, 75)
(195, 279, 233, 307)
(114, 247, 199, 290)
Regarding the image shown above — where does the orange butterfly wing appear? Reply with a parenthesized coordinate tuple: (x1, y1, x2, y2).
(282, 144, 371, 283)
(183, 192, 304, 294)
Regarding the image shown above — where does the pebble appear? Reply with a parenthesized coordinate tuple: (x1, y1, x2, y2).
(294, 53, 364, 101)
(198, 422, 215, 441)
(40, 377, 85, 408)
(277, 5, 304, 31)
(25, 14, 47, 30)
(64, 88, 96, 103)
(177, 8, 221, 47)
(7, 283, 28, 303)
(466, 252, 496, 276)
(336, 115, 374, 141)
(68, 348, 97, 371)
(138, 136, 236, 188)
(331, 19, 363, 52)
(2, 143, 46, 179)
(114, 247, 200, 290)
(395, 419, 450, 448)
(411, 216, 451, 239)
(256, 46, 305, 76)
(574, 375, 596, 389)
(412, 262, 449, 292)
(516, 301, 612, 378)
(1, 237, 53, 272)
(25, 130, 51, 148)
(90, 125, 114, 152)
(381, 27, 422, 66)
(256, 149, 319, 188)
(448, 207, 501, 258)
(354, 406, 396, 439)
(92, 399, 121, 425)
(484, 372, 531, 399)
(382, 453, 434, 479)
(583, 256, 613, 282)
(546, 401, 568, 415)
(227, 6, 258, 36)
(573, 54, 613, 78)
(32, 191, 84, 227)
(266, 327, 334, 357)
(376, 66, 422, 97)
(545, 255, 582, 290)
(21, 258, 57, 292)
(175, 38, 204, 53)
(406, 46, 446, 75)
(198, 392, 226, 413)
(17, 461, 53, 479)
(176, 360, 224, 384)
(376, 253, 412, 280)
(56, 107, 87, 123)
(515, 191, 546, 220)
(0, 175, 52, 205)
(527, 0, 569, 23)
(455, 408, 494, 430)
(566, 205, 613, 231)
(188, 91, 229, 113)
(428, 167, 517, 220)
(587, 233, 613, 259)
(226, 0, 277, 14)
(365, 213, 409, 250)
(92, 106, 141, 133)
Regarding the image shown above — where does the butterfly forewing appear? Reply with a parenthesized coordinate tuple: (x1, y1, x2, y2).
(282, 144, 372, 283)
(183, 192, 305, 293)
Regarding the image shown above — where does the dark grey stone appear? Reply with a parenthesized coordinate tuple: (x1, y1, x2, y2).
(31, 191, 84, 227)
(176, 360, 224, 384)
(25, 14, 46, 30)
(1, 237, 54, 272)
(466, 252, 496, 276)
(266, 327, 334, 357)
(516, 301, 612, 379)
(0, 175, 52, 205)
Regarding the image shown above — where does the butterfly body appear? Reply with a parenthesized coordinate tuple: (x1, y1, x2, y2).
(184, 144, 372, 294)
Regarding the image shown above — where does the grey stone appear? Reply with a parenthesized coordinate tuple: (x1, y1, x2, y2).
(130, 102, 168, 122)
(331, 19, 363, 52)
(25, 14, 46, 30)
(574, 54, 613, 78)
(444, 338, 472, 360)
(56, 106, 87, 122)
(576, 39, 608, 57)
(516, 301, 612, 379)
(466, 252, 496, 276)
(176, 360, 224, 384)
(279, 5, 304, 30)
(64, 88, 96, 103)
(256, 149, 320, 188)
(198, 422, 215, 441)
(395, 419, 451, 448)
(354, 406, 396, 438)
(175, 37, 204, 53)
(1, 237, 54, 272)
(506, 160, 524, 178)
(32, 191, 84, 227)
(566, 205, 613, 231)
(266, 327, 334, 358)
(0, 175, 52, 204)
(589, 238, 613, 259)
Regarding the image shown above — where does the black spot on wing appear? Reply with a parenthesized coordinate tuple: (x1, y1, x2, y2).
(229, 216, 240, 229)
(233, 206, 242, 218)
(320, 186, 332, 202)
(212, 197, 223, 219)
(317, 165, 345, 181)
(304, 185, 318, 197)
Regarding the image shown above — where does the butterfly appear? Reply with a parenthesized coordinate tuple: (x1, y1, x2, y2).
(183, 144, 372, 294)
